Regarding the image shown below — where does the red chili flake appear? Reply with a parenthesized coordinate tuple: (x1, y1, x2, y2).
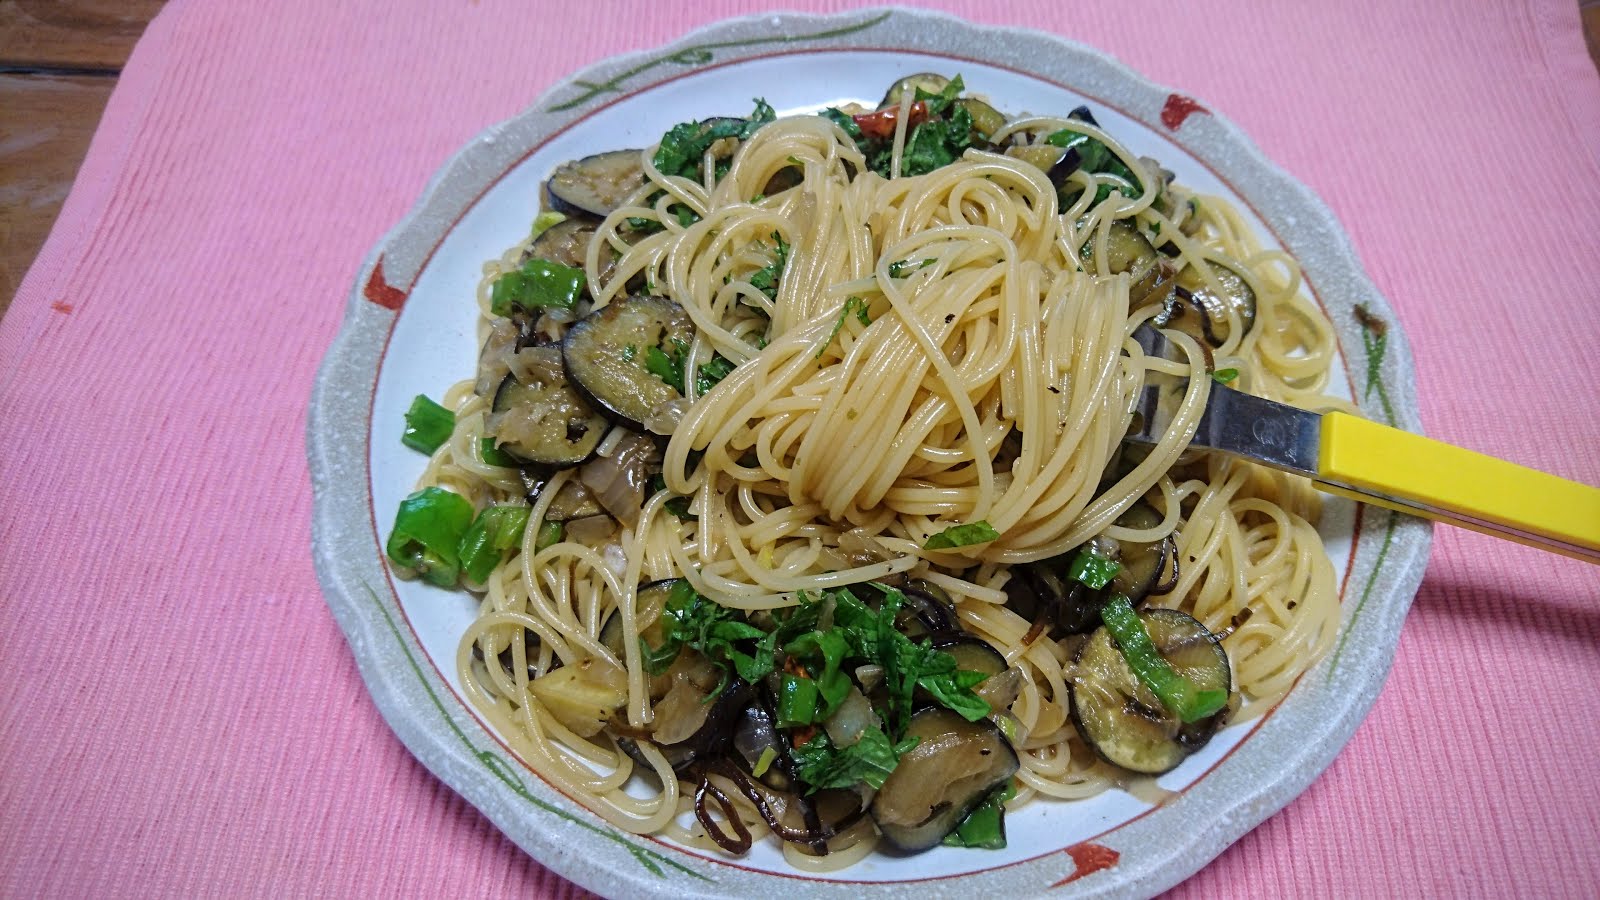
(1050, 842, 1121, 888)
(853, 101, 928, 139)
(363, 256, 407, 311)
(1160, 94, 1209, 130)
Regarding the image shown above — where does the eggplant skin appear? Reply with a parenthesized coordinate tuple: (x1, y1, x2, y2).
(562, 296, 696, 427)
(547, 149, 646, 219)
(870, 709, 1018, 852)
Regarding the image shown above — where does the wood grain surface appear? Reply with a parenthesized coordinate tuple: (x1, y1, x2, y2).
(1, 1, 1598, 324)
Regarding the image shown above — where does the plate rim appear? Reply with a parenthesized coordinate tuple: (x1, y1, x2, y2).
(308, 7, 1432, 897)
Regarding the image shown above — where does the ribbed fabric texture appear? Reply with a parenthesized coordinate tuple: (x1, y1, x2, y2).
(1, 0, 1596, 896)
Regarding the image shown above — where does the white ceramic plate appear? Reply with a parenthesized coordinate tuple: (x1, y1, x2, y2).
(309, 8, 1431, 897)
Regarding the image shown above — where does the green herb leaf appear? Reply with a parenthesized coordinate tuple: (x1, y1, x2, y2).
(648, 474, 696, 521)
(644, 339, 690, 394)
(644, 580, 776, 694)
(402, 395, 455, 454)
(791, 727, 919, 793)
(1066, 546, 1122, 589)
(816, 296, 871, 358)
(747, 231, 790, 300)
(924, 521, 1000, 550)
(887, 258, 935, 278)
(898, 103, 973, 177)
(1212, 368, 1239, 384)
(457, 505, 532, 583)
(914, 74, 965, 117)
(652, 98, 775, 180)
(385, 487, 475, 586)
(696, 355, 736, 395)
(1100, 594, 1228, 723)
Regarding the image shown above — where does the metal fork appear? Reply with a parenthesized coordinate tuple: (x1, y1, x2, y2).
(1122, 324, 1600, 563)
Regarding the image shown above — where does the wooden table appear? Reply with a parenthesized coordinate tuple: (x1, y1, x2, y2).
(3, 0, 1599, 323)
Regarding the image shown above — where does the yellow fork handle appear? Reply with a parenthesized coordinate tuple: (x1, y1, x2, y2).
(1317, 411, 1600, 563)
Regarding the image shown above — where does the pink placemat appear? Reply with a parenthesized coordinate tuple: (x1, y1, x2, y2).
(3, 1, 1597, 896)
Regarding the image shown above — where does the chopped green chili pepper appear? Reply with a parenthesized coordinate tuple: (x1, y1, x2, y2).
(942, 779, 1016, 849)
(478, 437, 517, 467)
(1100, 594, 1227, 723)
(457, 505, 531, 583)
(924, 520, 1000, 550)
(402, 395, 454, 454)
(490, 258, 586, 316)
(1212, 368, 1239, 384)
(385, 487, 475, 586)
(534, 520, 564, 552)
(1066, 546, 1122, 589)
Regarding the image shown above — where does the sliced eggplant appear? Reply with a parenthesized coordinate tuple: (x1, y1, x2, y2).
(1167, 260, 1257, 348)
(931, 635, 1021, 711)
(1005, 563, 1101, 636)
(1082, 220, 1173, 308)
(600, 579, 674, 659)
(1068, 105, 1100, 126)
(547, 149, 646, 218)
(930, 636, 1007, 679)
(1005, 144, 1081, 191)
(880, 73, 950, 109)
(1070, 609, 1231, 775)
(896, 580, 958, 638)
(471, 629, 548, 681)
(957, 98, 1006, 141)
(562, 295, 696, 427)
(1106, 501, 1177, 605)
(870, 708, 1019, 851)
(733, 699, 795, 791)
(487, 346, 609, 467)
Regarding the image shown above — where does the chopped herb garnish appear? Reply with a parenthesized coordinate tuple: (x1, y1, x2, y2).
(622, 344, 637, 362)
(652, 98, 776, 180)
(924, 520, 1000, 550)
(747, 231, 789, 300)
(696, 354, 736, 395)
(887, 258, 935, 278)
(818, 76, 973, 179)
(644, 339, 691, 393)
(816, 296, 871, 358)
(648, 473, 695, 520)
(1066, 546, 1122, 589)
(386, 487, 475, 587)
(1212, 368, 1239, 384)
(1045, 125, 1142, 202)
(791, 727, 919, 793)
(457, 505, 531, 583)
(402, 395, 455, 454)
(643, 580, 776, 696)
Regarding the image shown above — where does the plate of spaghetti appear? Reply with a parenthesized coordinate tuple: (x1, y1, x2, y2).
(309, 8, 1430, 897)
